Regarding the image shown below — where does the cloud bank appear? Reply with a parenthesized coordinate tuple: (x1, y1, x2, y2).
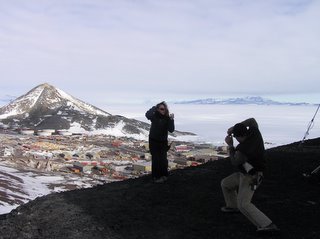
(0, 0, 319, 104)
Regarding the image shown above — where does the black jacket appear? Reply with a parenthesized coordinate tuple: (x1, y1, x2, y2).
(236, 127, 266, 172)
(145, 106, 175, 142)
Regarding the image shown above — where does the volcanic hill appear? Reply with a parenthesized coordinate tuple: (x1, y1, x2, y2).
(0, 83, 191, 139)
(0, 138, 319, 239)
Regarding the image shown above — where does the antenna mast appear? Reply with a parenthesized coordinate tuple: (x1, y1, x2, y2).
(300, 104, 320, 146)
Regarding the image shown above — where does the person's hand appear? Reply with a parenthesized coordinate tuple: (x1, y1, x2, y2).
(225, 135, 233, 146)
(169, 113, 174, 120)
(227, 126, 234, 135)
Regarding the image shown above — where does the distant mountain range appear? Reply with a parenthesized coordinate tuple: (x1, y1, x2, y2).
(174, 96, 311, 106)
(0, 83, 192, 139)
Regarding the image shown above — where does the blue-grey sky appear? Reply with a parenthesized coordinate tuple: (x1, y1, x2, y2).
(0, 0, 319, 106)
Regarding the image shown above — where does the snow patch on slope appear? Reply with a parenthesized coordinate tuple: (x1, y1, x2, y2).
(0, 86, 44, 119)
(57, 88, 110, 117)
(67, 120, 149, 140)
(0, 164, 102, 215)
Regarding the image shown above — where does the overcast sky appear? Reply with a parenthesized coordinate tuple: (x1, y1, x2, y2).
(0, 0, 319, 106)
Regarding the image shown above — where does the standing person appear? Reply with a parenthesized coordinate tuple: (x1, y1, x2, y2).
(221, 118, 279, 233)
(145, 101, 175, 183)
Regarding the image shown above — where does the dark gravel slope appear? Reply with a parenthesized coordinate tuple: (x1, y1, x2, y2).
(0, 138, 319, 239)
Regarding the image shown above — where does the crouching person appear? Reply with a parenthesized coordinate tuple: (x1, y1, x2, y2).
(221, 118, 279, 233)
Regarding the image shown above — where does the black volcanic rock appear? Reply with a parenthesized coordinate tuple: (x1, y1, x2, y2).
(0, 138, 319, 239)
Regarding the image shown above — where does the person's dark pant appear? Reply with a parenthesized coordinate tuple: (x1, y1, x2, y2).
(149, 139, 168, 179)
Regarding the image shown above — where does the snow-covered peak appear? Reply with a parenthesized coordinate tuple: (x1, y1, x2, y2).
(0, 83, 153, 138)
(0, 83, 193, 140)
(0, 83, 110, 119)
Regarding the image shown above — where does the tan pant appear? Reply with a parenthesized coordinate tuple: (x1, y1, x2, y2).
(221, 172, 272, 228)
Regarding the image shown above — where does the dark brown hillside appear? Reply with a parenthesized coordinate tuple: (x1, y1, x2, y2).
(0, 138, 320, 239)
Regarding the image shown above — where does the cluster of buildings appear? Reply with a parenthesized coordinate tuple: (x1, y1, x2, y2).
(0, 127, 228, 183)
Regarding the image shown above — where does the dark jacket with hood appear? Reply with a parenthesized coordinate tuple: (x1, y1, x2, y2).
(235, 126, 266, 173)
(145, 106, 175, 142)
